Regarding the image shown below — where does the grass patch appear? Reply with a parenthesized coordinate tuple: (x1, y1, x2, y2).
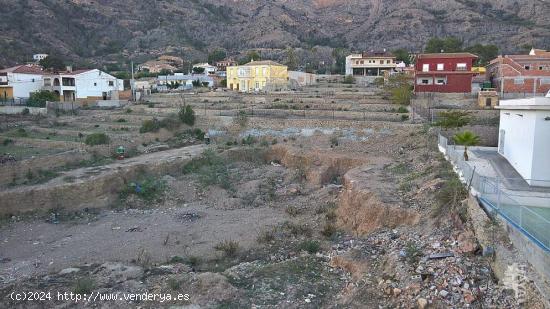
(119, 175, 167, 202)
(299, 240, 320, 254)
(282, 221, 312, 237)
(85, 133, 109, 146)
(257, 229, 276, 244)
(183, 149, 233, 191)
(285, 205, 301, 217)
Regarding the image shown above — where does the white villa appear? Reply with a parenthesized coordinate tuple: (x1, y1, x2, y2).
(496, 96, 550, 187)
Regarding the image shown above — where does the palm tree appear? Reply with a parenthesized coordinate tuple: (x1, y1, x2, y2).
(453, 131, 480, 161)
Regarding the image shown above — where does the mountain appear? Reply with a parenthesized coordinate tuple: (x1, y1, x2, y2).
(0, 0, 549, 68)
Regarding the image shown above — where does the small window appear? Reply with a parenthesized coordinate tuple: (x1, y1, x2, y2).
(437, 64, 444, 71)
(524, 65, 530, 70)
(456, 63, 467, 71)
(514, 78, 524, 85)
(109, 81, 114, 86)
(422, 79, 430, 84)
(539, 66, 544, 70)
(387, 60, 391, 64)
(360, 61, 364, 64)
(422, 64, 429, 72)
(435, 78, 446, 85)
(380, 60, 384, 64)
(94, 82, 97, 86)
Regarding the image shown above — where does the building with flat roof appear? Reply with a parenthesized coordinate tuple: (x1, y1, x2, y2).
(496, 97, 550, 187)
(226, 60, 288, 92)
(345, 51, 396, 77)
(414, 53, 478, 93)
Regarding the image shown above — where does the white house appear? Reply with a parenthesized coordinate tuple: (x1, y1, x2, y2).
(496, 97, 550, 187)
(43, 69, 123, 102)
(0, 65, 45, 99)
(193, 63, 217, 75)
(33, 54, 49, 62)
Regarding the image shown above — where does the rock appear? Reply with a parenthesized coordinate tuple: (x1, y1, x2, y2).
(464, 293, 476, 304)
(393, 288, 402, 296)
(439, 290, 449, 297)
(417, 298, 428, 309)
(59, 267, 80, 275)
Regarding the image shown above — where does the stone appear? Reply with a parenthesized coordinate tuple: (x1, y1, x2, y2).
(439, 290, 449, 297)
(59, 267, 80, 275)
(393, 288, 402, 296)
(417, 298, 428, 309)
(464, 293, 475, 304)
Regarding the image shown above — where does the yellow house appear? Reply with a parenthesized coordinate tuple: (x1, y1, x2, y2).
(0, 86, 13, 101)
(472, 67, 486, 74)
(226, 60, 288, 92)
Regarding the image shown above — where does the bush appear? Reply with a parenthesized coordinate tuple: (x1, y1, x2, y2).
(321, 223, 337, 238)
(214, 240, 239, 257)
(241, 135, 256, 146)
(120, 176, 167, 202)
(27, 90, 58, 108)
(21, 108, 30, 115)
(140, 118, 161, 133)
(84, 133, 109, 146)
(234, 110, 248, 128)
(299, 240, 320, 254)
(397, 106, 408, 113)
(116, 118, 126, 122)
(179, 105, 196, 126)
(183, 149, 232, 190)
(2, 138, 14, 146)
(74, 277, 95, 295)
(343, 75, 355, 84)
(159, 114, 181, 131)
(257, 229, 275, 243)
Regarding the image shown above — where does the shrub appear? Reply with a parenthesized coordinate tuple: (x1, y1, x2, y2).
(183, 149, 232, 190)
(179, 105, 196, 126)
(257, 229, 275, 243)
(404, 242, 421, 265)
(84, 133, 110, 146)
(167, 278, 181, 290)
(120, 176, 167, 202)
(329, 136, 339, 147)
(159, 114, 181, 131)
(125, 108, 133, 113)
(116, 118, 126, 122)
(2, 138, 14, 146)
(299, 240, 320, 254)
(397, 106, 408, 113)
(139, 118, 161, 133)
(74, 277, 95, 295)
(285, 205, 301, 217)
(234, 110, 248, 128)
(214, 240, 239, 257)
(27, 90, 58, 107)
(283, 221, 312, 237)
(21, 108, 30, 115)
(401, 114, 410, 121)
(321, 223, 337, 238)
(434, 110, 472, 130)
(241, 135, 256, 146)
(343, 75, 355, 84)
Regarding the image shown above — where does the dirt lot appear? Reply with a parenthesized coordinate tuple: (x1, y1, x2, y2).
(0, 80, 543, 308)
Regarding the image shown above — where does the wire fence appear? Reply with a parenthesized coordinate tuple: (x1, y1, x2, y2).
(438, 134, 550, 252)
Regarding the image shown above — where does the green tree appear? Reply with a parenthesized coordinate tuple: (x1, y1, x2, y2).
(453, 131, 480, 161)
(27, 90, 58, 107)
(285, 47, 298, 70)
(393, 48, 411, 65)
(465, 44, 499, 66)
(238, 50, 261, 64)
(39, 55, 66, 71)
(220, 79, 227, 87)
(331, 47, 348, 74)
(179, 105, 195, 126)
(425, 37, 463, 53)
(84, 133, 110, 146)
(434, 110, 472, 130)
(343, 75, 355, 84)
(390, 85, 412, 105)
(192, 67, 205, 74)
(208, 48, 227, 63)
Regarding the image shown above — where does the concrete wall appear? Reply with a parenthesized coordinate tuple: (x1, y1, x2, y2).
(9, 73, 43, 98)
(0, 106, 46, 115)
(531, 109, 550, 184)
(75, 70, 124, 99)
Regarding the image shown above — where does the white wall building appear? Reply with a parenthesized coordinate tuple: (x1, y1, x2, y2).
(0, 65, 45, 99)
(43, 69, 123, 101)
(496, 97, 550, 187)
(345, 51, 397, 76)
(193, 63, 217, 75)
(33, 54, 49, 62)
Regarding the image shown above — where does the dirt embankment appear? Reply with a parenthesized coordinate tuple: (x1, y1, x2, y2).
(337, 167, 420, 235)
(265, 144, 420, 235)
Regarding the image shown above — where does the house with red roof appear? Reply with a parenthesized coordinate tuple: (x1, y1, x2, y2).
(486, 48, 550, 96)
(0, 64, 45, 100)
(414, 53, 478, 93)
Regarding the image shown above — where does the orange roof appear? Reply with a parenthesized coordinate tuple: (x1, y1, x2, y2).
(0, 64, 45, 75)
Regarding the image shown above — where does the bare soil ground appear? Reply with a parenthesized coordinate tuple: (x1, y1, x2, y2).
(0, 81, 544, 308)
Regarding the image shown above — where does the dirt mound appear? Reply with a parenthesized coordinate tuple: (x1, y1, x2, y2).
(337, 167, 420, 235)
(266, 145, 367, 186)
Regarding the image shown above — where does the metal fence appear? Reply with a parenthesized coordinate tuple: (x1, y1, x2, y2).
(438, 134, 550, 252)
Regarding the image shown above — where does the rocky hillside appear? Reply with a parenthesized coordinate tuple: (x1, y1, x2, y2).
(0, 0, 549, 67)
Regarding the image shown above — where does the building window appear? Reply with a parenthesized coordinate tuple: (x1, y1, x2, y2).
(422, 64, 429, 72)
(255, 82, 259, 89)
(456, 63, 467, 71)
(539, 66, 544, 70)
(524, 65, 530, 70)
(387, 60, 391, 64)
(380, 60, 384, 64)
(437, 64, 444, 71)
(109, 81, 114, 86)
(514, 78, 524, 85)
(541, 78, 550, 85)
(435, 78, 446, 85)
(417, 77, 433, 85)
(94, 82, 97, 86)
